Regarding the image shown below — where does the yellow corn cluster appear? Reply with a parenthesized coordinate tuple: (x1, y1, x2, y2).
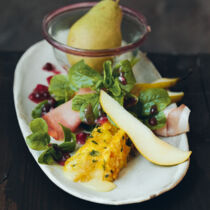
(64, 122, 131, 182)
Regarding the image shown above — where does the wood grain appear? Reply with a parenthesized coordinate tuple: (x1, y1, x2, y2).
(0, 52, 210, 210)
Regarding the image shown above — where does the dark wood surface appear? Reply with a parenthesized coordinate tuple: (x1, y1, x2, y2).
(0, 52, 210, 210)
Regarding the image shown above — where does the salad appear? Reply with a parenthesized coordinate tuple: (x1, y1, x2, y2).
(26, 57, 191, 191)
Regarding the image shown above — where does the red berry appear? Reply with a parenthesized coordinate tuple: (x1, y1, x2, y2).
(28, 84, 51, 103)
(76, 132, 89, 144)
(149, 117, 157, 126)
(95, 116, 108, 125)
(42, 62, 60, 74)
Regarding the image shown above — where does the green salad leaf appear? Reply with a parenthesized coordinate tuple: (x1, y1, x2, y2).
(72, 93, 100, 120)
(29, 118, 48, 133)
(80, 103, 95, 125)
(38, 147, 56, 165)
(26, 118, 50, 151)
(130, 88, 171, 130)
(59, 124, 76, 152)
(109, 78, 121, 97)
(32, 100, 48, 119)
(38, 145, 62, 165)
(144, 111, 166, 130)
(139, 88, 171, 117)
(68, 60, 103, 91)
(26, 119, 77, 165)
(103, 60, 113, 88)
(49, 75, 74, 102)
(26, 132, 50, 151)
(114, 60, 136, 92)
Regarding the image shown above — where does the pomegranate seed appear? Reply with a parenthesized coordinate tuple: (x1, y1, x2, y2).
(43, 63, 55, 71)
(124, 96, 137, 107)
(57, 153, 70, 166)
(42, 62, 60, 74)
(149, 117, 157, 126)
(96, 116, 108, 125)
(119, 76, 127, 85)
(150, 105, 158, 115)
(48, 98, 56, 106)
(29, 84, 51, 103)
(76, 132, 89, 144)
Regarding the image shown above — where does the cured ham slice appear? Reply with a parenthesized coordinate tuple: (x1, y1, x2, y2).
(43, 88, 93, 140)
(155, 104, 190, 137)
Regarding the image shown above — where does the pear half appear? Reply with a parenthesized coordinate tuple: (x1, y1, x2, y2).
(100, 90, 191, 166)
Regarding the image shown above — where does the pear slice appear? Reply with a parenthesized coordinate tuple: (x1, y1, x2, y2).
(131, 78, 180, 96)
(168, 91, 184, 103)
(100, 90, 191, 166)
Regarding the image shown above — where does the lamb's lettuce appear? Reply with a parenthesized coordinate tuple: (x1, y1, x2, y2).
(139, 88, 171, 117)
(72, 93, 100, 121)
(49, 75, 74, 102)
(32, 100, 48, 119)
(68, 60, 103, 91)
(113, 60, 136, 92)
(26, 118, 76, 165)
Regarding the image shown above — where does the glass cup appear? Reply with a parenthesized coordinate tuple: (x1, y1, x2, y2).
(42, 2, 150, 72)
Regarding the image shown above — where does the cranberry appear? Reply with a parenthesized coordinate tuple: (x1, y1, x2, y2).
(48, 98, 56, 106)
(43, 62, 55, 71)
(42, 62, 61, 74)
(149, 117, 157, 126)
(41, 103, 51, 115)
(95, 116, 108, 125)
(57, 153, 71, 166)
(41, 98, 56, 116)
(150, 105, 158, 115)
(119, 76, 127, 85)
(76, 132, 89, 144)
(29, 84, 51, 103)
(124, 96, 137, 107)
(47, 75, 53, 84)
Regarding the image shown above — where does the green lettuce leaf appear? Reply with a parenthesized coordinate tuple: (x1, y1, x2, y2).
(29, 118, 48, 133)
(68, 60, 103, 91)
(72, 93, 100, 119)
(79, 103, 95, 125)
(32, 100, 48, 119)
(26, 132, 50, 151)
(139, 88, 171, 117)
(38, 145, 62, 165)
(109, 78, 121, 97)
(114, 60, 136, 92)
(59, 124, 76, 152)
(49, 75, 74, 102)
(26, 118, 50, 151)
(144, 111, 166, 130)
(103, 60, 113, 88)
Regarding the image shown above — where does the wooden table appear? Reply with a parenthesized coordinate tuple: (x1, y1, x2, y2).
(0, 52, 209, 210)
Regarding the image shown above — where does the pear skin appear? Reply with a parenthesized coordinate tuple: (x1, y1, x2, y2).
(67, 0, 122, 72)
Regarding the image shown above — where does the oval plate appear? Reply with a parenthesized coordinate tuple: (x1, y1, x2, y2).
(13, 40, 190, 205)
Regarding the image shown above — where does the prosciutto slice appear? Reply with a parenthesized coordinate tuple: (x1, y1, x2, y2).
(155, 103, 190, 137)
(43, 88, 93, 140)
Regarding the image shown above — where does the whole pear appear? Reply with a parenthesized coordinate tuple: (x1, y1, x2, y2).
(67, 0, 122, 72)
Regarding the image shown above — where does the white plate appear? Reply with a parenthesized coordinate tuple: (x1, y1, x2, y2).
(13, 40, 190, 205)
